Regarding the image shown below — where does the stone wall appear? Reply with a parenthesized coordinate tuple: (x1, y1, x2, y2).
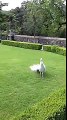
(14, 35, 66, 47)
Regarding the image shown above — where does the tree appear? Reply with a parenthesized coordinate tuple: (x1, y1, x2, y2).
(0, 0, 66, 38)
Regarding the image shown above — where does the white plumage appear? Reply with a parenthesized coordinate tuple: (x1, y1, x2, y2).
(30, 58, 46, 77)
(30, 64, 40, 71)
(40, 58, 46, 71)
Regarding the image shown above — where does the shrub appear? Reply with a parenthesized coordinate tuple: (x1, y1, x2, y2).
(43, 45, 52, 52)
(13, 88, 66, 120)
(1, 40, 42, 50)
(43, 45, 66, 56)
(1, 41, 66, 55)
(56, 47, 66, 56)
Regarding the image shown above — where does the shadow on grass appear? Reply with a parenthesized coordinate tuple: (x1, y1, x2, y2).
(36, 70, 53, 79)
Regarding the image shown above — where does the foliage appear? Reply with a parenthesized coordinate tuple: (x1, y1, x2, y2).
(0, 11, 13, 38)
(1, 40, 42, 50)
(43, 45, 66, 56)
(13, 88, 66, 120)
(0, 0, 66, 38)
(1, 40, 66, 55)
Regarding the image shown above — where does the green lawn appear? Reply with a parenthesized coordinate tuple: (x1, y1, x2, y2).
(0, 44, 66, 120)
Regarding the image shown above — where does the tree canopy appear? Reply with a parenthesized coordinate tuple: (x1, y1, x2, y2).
(0, 0, 66, 38)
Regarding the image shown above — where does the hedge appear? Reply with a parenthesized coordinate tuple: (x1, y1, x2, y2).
(1, 40, 42, 50)
(13, 88, 66, 120)
(43, 45, 66, 56)
(1, 41, 66, 56)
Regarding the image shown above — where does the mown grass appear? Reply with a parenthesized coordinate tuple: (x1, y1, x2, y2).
(0, 44, 66, 120)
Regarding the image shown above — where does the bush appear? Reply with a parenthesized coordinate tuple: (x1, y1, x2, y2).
(1, 40, 42, 50)
(13, 88, 66, 120)
(43, 45, 66, 56)
(1, 41, 66, 55)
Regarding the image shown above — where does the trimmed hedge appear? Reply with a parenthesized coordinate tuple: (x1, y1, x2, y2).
(1, 40, 66, 56)
(1, 40, 42, 50)
(13, 88, 66, 120)
(43, 45, 66, 56)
